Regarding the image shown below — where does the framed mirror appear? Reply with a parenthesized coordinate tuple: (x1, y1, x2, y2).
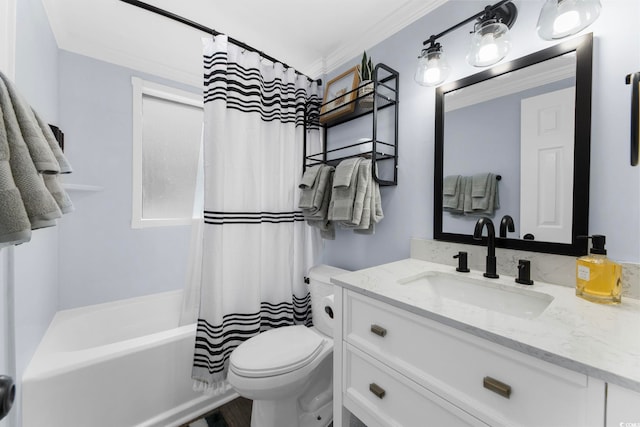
(434, 33, 593, 256)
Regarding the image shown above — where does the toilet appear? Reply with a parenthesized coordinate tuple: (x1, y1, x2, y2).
(227, 265, 349, 427)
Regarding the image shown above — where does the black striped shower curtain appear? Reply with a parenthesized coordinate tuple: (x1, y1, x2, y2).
(191, 35, 322, 392)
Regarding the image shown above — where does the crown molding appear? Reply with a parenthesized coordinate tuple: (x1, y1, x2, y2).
(323, 0, 449, 75)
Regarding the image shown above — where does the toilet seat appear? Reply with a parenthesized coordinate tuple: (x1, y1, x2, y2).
(230, 325, 326, 378)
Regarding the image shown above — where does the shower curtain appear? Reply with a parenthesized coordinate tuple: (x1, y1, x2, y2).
(192, 35, 322, 392)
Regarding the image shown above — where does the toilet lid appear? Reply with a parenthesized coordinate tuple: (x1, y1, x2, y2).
(230, 325, 326, 378)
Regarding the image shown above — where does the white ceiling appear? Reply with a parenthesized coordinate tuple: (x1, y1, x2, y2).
(42, 0, 449, 87)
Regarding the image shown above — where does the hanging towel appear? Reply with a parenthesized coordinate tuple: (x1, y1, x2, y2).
(341, 159, 371, 227)
(470, 173, 499, 214)
(0, 100, 32, 246)
(443, 175, 462, 212)
(43, 174, 74, 214)
(302, 165, 336, 240)
(328, 157, 362, 221)
(299, 164, 329, 213)
(0, 71, 60, 174)
(0, 77, 62, 229)
(32, 108, 73, 174)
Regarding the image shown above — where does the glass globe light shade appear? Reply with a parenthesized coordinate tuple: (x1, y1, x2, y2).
(467, 19, 511, 67)
(537, 0, 602, 40)
(414, 46, 451, 87)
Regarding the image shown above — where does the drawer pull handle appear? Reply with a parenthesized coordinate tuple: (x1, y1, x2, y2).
(483, 376, 511, 399)
(370, 324, 387, 337)
(369, 383, 386, 399)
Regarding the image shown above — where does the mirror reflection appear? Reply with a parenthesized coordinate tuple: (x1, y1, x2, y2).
(442, 52, 576, 244)
(434, 33, 593, 256)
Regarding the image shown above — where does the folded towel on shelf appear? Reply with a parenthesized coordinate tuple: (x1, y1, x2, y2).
(0, 77, 62, 229)
(328, 157, 362, 222)
(470, 172, 499, 214)
(0, 103, 31, 246)
(0, 71, 60, 174)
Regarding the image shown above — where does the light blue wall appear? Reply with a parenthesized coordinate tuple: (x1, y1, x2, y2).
(322, 0, 640, 269)
(11, 0, 60, 425)
(57, 50, 201, 309)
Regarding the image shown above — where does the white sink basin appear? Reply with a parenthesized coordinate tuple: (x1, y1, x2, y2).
(397, 271, 554, 319)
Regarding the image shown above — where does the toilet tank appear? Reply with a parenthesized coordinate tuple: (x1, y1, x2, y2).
(308, 264, 350, 337)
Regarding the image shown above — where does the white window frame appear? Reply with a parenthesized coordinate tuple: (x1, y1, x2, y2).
(131, 77, 203, 228)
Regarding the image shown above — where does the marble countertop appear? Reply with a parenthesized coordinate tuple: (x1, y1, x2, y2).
(331, 258, 640, 392)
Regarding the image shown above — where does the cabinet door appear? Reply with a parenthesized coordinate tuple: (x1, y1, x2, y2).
(607, 384, 640, 426)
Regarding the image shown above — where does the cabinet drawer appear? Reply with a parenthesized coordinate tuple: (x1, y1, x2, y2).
(344, 290, 595, 427)
(344, 343, 488, 427)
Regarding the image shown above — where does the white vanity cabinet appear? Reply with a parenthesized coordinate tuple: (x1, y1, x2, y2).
(333, 289, 605, 427)
(606, 384, 640, 426)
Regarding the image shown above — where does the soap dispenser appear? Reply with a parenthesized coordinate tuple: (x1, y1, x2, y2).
(576, 235, 622, 304)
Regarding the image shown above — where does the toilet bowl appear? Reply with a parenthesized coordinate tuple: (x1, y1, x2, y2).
(227, 265, 349, 427)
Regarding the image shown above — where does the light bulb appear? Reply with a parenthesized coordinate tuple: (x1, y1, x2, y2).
(537, 0, 602, 40)
(414, 45, 450, 87)
(467, 20, 511, 67)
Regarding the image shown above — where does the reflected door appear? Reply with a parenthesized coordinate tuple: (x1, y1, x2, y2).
(520, 87, 575, 243)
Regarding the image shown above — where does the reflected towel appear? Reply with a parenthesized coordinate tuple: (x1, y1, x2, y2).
(443, 175, 462, 211)
(470, 173, 499, 214)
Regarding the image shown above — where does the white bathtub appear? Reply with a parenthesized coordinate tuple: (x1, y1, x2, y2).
(22, 290, 237, 427)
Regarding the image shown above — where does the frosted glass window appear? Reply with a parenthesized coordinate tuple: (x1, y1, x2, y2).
(141, 95, 202, 220)
(132, 78, 203, 228)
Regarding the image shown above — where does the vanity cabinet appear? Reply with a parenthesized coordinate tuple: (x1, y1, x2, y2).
(606, 384, 640, 426)
(333, 289, 605, 427)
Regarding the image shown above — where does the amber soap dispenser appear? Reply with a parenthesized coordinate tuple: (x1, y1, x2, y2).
(576, 235, 622, 304)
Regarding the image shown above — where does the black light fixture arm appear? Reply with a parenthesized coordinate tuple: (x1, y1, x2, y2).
(421, 0, 516, 47)
(119, 0, 321, 84)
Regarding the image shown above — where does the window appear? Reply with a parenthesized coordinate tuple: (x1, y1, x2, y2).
(131, 77, 203, 228)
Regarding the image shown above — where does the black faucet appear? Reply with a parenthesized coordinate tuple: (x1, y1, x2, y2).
(473, 217, 499, 278)
(499, 215, 515, 238)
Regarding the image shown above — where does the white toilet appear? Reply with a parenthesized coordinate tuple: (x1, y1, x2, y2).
(227, 264, 348, 427)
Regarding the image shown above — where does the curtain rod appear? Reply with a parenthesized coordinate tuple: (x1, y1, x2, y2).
(119, 0, 320, 84)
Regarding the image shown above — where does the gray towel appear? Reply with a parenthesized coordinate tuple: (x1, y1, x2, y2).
(470, 173, 499, 214)
(303, 166, 335, 240)
(299, 165, 331, 213)
(328, 157, 362, 221)
(332, 157, 361, 188)
(341, 159, 371, 227)
(443, 175, 462, 211)
(43, 174, 74, 214)
(0, 77, 62, 229)
(0, 104, 31, 246)
(0, 71, 60, 174)
(32, 108, 73, 174)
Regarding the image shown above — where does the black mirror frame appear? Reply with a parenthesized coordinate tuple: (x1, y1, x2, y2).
(434, 33, 593, 257)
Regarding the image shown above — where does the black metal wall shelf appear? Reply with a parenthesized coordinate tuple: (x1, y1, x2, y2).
(303, 63, 399, 186)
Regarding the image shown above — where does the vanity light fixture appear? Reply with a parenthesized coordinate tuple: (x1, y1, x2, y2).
(415, 39, 451, 87)
(537, 0, 601, 40)
(467, 17, 512, 67)
(414, 0, 518, 87)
